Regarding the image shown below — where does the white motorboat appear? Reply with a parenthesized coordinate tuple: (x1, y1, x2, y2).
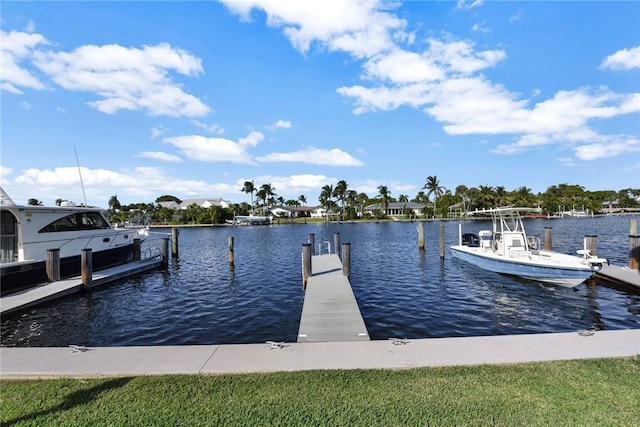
(230, 214, 272, 225)
(1, 187, 148, 295)
(450, 207, 607, 287)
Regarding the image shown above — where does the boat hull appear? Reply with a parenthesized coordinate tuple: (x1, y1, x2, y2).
(1, 244, 134, 296)
(450, 246, 594, 288)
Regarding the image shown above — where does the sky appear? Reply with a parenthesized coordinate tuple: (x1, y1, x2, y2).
(1, 0, 639, 208)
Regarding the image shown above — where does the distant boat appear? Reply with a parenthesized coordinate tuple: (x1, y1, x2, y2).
(450, 207, 607, 288)
(230, 214, 272, 225)
(0, 187, 148, 295)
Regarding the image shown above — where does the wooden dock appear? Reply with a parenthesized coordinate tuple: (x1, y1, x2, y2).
(595, 264, 640, 291)
(0, 258, 163, 315)
(297, 254, 369, 343)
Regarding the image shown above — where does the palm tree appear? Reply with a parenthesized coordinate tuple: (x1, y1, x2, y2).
(495, 186, 507, 207)
(356, 192, 369, 218)
(28, 198, 42, 206)
(478, 185, 495, 209)
(241, 181, 256, 214)
(259, 183, 276, 215)
(377, 185, 390, 216)
(298, 194, 307, 206)
(319, 185, 333, 211)
(423, 175, 445, 218)
(512, 186, 535, 207)
(333, 180, 348, 220)
(108, 195, 121, 212)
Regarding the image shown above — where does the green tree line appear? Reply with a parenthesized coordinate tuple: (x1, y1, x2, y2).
(89, 178, 639, 225)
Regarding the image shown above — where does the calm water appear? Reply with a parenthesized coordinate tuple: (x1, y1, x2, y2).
(2, 216, 639, 347)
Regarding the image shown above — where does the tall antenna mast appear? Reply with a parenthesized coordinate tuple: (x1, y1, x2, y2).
(74, 146, 87, 206)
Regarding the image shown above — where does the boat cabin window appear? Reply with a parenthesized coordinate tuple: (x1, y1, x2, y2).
(39, 212, 111, 233)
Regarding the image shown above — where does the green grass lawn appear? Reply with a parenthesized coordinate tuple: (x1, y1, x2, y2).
(2, 358, 638, 426)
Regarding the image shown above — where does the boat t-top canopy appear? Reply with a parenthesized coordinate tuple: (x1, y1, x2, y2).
(466, 207, 542, 235)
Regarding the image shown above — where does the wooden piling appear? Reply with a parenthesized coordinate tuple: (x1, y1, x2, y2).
(302, 243, 312, 289)
(81, 248, 92, 289)
(228, 236, 235, 270)
(418, 222, 425, 251)
(584, 235, 598, 256)
(308, 233, 315, 255)
(171, 228, 179, 258)
(342, 243, 351, 278)
(161, 237, 169, 268)
(630, 218, 639, 269)
(544, 227, 553, 250)
(334, 233, 340, 257)
(439, 224, 445, 259)
(46, 249, 60, 282)
(133, 238, 141, 261)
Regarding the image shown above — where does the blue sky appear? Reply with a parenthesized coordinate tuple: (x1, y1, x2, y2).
(1, 0, 639, 208)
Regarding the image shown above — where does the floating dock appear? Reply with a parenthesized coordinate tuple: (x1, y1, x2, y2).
(0, 258, 163, 316)
(297, 254, 369, 342)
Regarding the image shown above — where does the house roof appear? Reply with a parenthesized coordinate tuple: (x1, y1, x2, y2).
(364, 202, 427, 211)
(158, 198, 233, 209)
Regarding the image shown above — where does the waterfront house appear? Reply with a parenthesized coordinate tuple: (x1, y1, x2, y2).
(364, 202, 427, 218)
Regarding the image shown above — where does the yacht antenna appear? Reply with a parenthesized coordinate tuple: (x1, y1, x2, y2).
(74, 146, 87, 206)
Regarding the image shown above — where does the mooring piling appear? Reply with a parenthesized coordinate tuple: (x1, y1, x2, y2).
(302, 243, 312, 289)
(46, 249, 60, 282)
(584, 235, 598, 256)
(342, 242, 351, 278)
(171, 228, 179, 258)
(630, 218, 639, 269)
(544, 227, 553, 250)
(228, 236, 235, 270)
(439, 224, 445, 259)
(418, 222, 425, 250)
(334, 233, 341, 257)
(133, 238, 141, 261)
(81, 248, 92, 290)
(161, 237, 169, 268)
(308, 233, 315, 254)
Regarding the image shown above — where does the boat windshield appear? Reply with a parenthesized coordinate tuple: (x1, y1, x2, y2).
(39, 212, 111, 233)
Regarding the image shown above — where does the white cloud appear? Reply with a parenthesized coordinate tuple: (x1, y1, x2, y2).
(456, 0, 484, 12)
(256, 147, 364, 166)
(267, 119, 292, 130)
(557, 157, 576, 167)
(6, 165, 244, 207)
(508, 13, 522, 23)
(163, 131, 264, 164)
(192, 120, 225, 134)
(150, 126, 165, 139)
(240, 174, 335, 198)
(30, 41, 210, 117)
(601, 46, 640, 71)
(574, 137, 640, 161)
(363, 49, 445, 83)
(0, 30, 49, 93)
(136, 151, 183, 163)
(471, 21, 490, 33)
(219, 0, 408, 58)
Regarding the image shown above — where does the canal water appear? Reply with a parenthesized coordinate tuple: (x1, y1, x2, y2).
(2, 216, 638, 347)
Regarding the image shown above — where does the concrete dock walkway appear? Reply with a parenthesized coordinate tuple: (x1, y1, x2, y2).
(1, 329, 638, 379)
(297, 254, 369, 343)
(0, 258, 163, 316)
(595, 264, 640, 290)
